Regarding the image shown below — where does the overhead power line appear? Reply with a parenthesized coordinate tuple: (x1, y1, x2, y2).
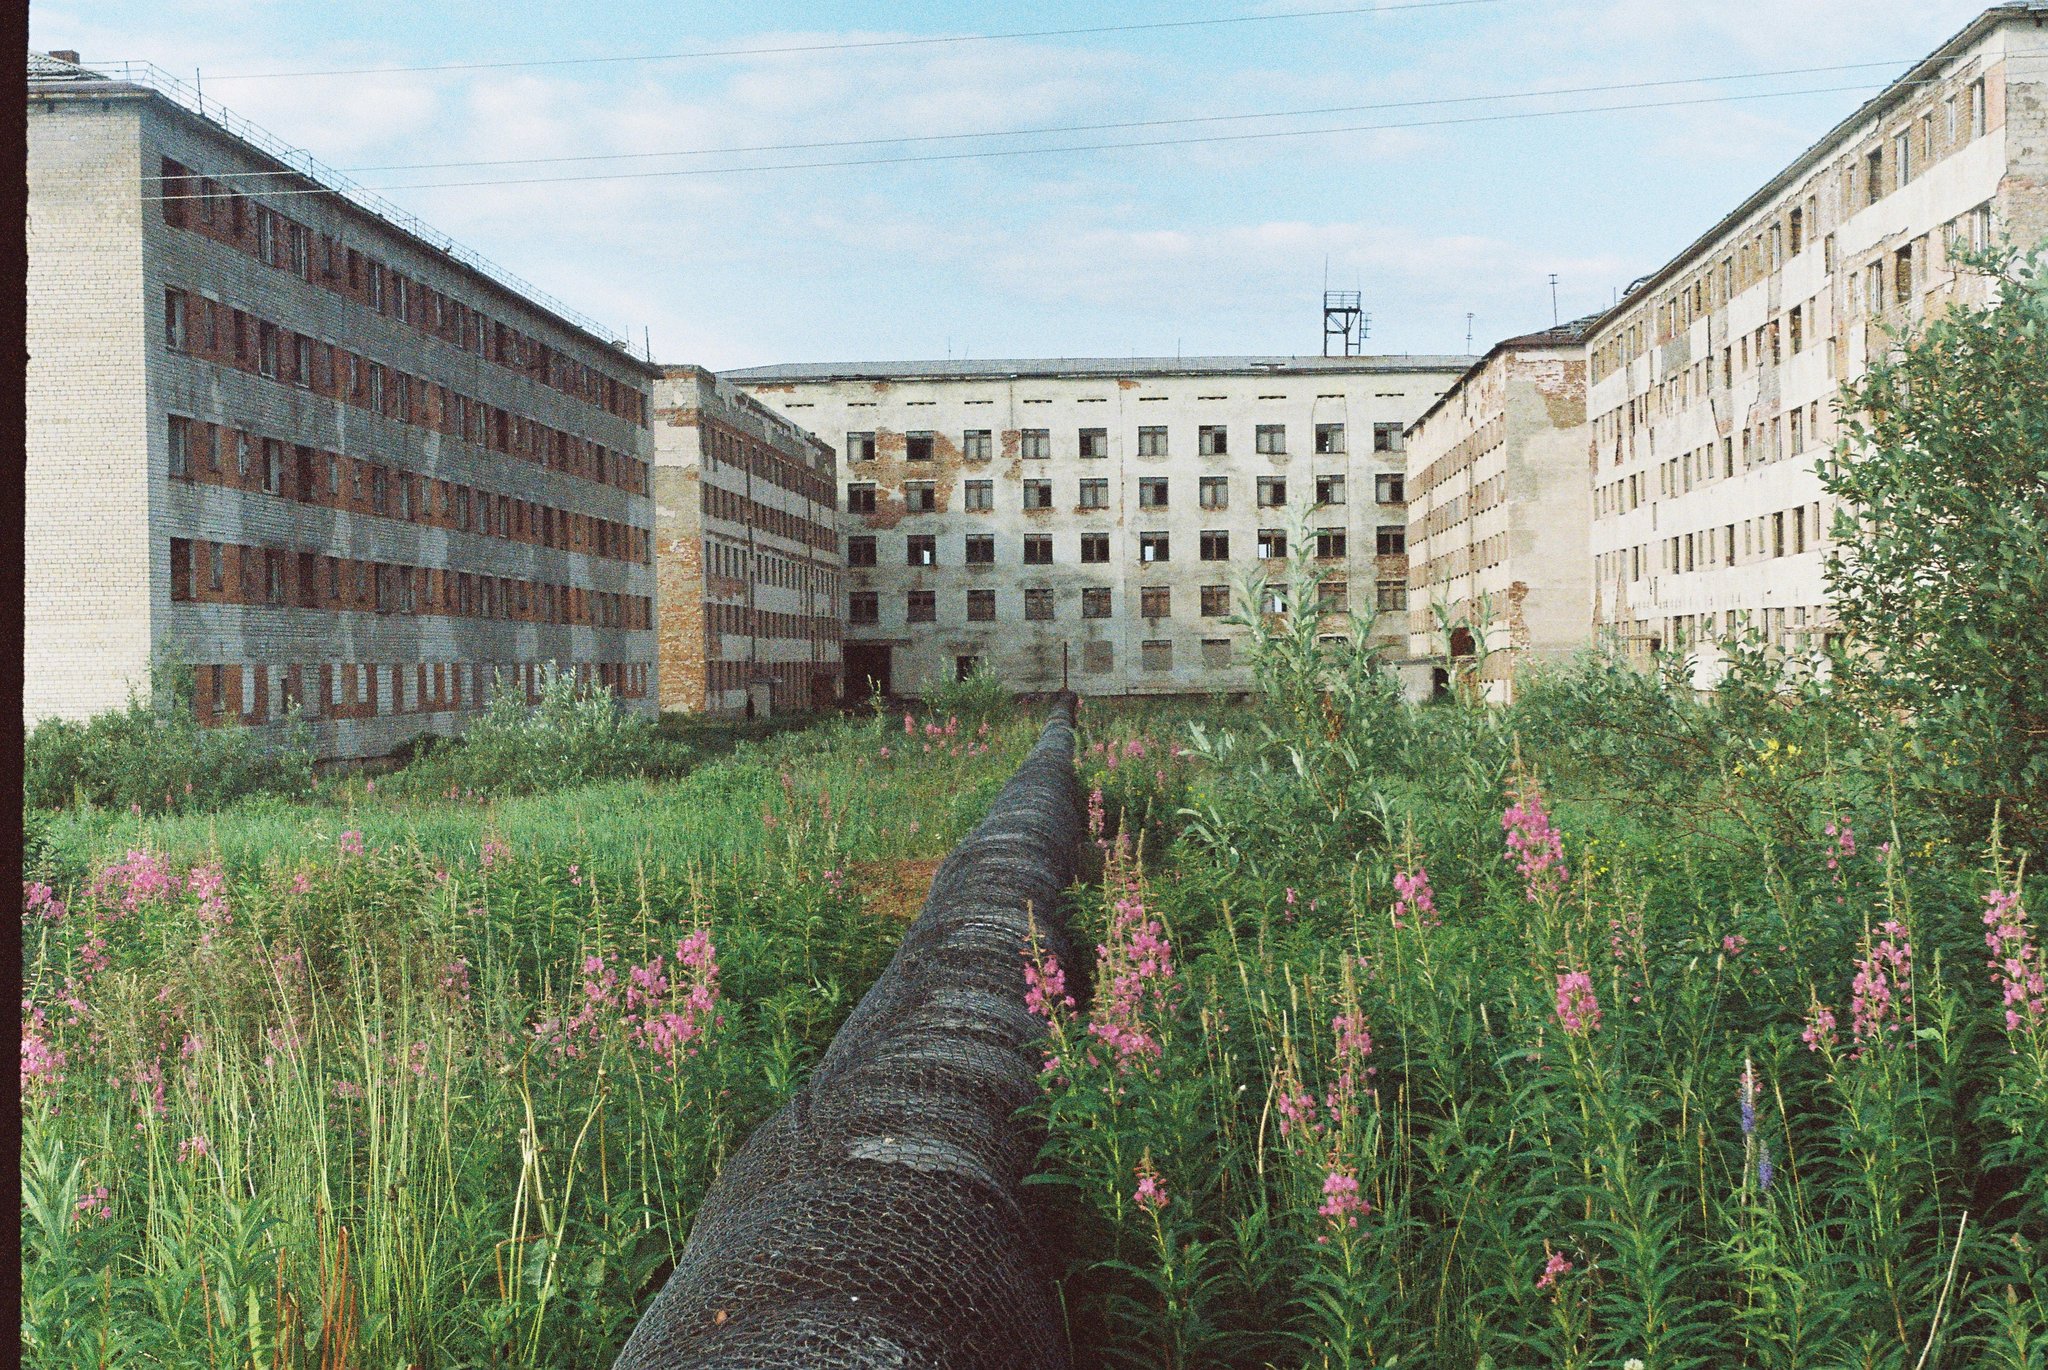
(161, 58, 1928, 183)
(135, 78, 1969, 202)
(190, 0, 1513, 80)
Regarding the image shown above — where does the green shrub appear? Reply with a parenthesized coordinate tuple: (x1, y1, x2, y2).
(22, 664, 315, 816)
(920, 661, 1012, 725)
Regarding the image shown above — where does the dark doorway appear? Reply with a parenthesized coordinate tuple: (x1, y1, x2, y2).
(956, 655, 981, 681)
(1431, 666, 1451, 699)
(1449, 627, 1476, 658)
(844, 643, 892, 703)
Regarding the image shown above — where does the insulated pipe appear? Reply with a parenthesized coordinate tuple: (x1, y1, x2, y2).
(615, 695, 1083, 1370)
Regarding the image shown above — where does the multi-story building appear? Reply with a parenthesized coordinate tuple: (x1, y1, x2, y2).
(652, 367, 843, 717)
(723, 356, 1467, 698)
(1585, 5, 2048, 682)
(26, 53, 660, 759)
(1405, 320, 1594, 700)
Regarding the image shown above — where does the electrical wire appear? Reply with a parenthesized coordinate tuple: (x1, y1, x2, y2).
(188, 0, 1517, 81)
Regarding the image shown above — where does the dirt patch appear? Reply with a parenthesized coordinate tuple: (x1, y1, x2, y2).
(847, 857, 944, 922)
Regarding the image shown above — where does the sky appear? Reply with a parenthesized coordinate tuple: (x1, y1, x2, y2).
(32, 0, 2003, 367)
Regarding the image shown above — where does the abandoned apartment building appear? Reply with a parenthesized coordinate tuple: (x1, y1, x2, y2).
(25, 52, 663, 759)
(1584, 4, 2048, 683)
(722, 354, 1468, 699)
(653, 367, 844, 718)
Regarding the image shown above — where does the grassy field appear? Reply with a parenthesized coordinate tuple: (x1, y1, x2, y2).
(20, 706, 1041, 1369)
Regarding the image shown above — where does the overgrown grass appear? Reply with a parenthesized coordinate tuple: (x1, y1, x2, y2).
(20, 706, 1036, 1368)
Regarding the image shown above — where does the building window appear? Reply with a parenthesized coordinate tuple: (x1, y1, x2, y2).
(848, 482, 877, 513)
(169, 539, 193, 601)
(1079, 477, 1109, 509)
(208, 542, 224, 592)
(1138, 426, 1169, 457)
(1141, 639, 1173, 672)
(1970, 79, 1987, 139)
(963, 429, 992, 461)
(1020, 429, 1051, 460)
(258, 323, 280, 378)
(1199, 476, 1229, 510)
(1375, 474, 1405, 504)
(1377, 525, 1406, 555)
(1255, 424, 1286, 455)
(848, 535, 877, 567)
(1866, 147, 1883, 205)
(1140, 586, 1171, 618)
(167, 416, 191, 478)
(1316, 474, 1346, 505)
(1315, 527, 1347, 559)
(1376, 579, 1408, 611)
(907, 534, 937, 566)
(1082, 587, 1112, 619)
(1139, 532, 1170, 563)
(1080, 533, 1110, 563)
(164, 289, 187, 351)
(236, 433, 252, 481)
(263, 440, 283, 495)
(1315, 422, 1345, 455)
(1317, 577, 1346, 611)
(1024, 588, 1054, 621)
(1894, 244, 1914, 305)
(1023, 480, 1053, 510)
(1079, 428, 1109, 459)
(847, 431, 876, 462)
(905, 431, 935, 462)
(965, 533, 995, 564)
(905, 480, 937, 512)
(1200, 530, 1230, 561)
(1198, 425, 1228, 456)
(1257, 528, 1287, 560)
(967, 588, 996, 621)
(1894, 130, 1912, 186)
(1023, 535, 1053, 565)
(1202, 638, 1233, 669)
(1257, 476, 1287, 508)
(1200, 584, 1230, 617)
(1139, 477, 1169, 509)
(965, 479, 993, 511)
(907, 590, 937, 622)
(1373, 422, 1404, 453)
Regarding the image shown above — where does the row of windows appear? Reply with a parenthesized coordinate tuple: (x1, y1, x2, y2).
(702, 480, 837, 553)
(166, 417, 649, 565)
(192, 659, 648, 726)
(704, 422, 834, 508)
(846, 472, 1403, 515)
(847, 421, 1403, 463)
(705, 601, 841, 644)
(160, 159, 647, 426)
(168, 537, 651, 628)
(163, 288, 651, 496)
(847, 579, 1408, 626)
(846, 525, 1403, 567)
(704, 539, 842, 600)
(1596, 501, 1826, 583)
(705, 659, 836, 696)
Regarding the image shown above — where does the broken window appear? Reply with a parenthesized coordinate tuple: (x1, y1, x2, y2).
(1315, 527, 1348, 559)
(1377, 525, 1406, 555)
(907, 590, 936, 622)
(1257, 476, 1287, 508)
(1078, 427, 1109, 459)
(905, 431, 935, 462)
(907, 534, 936, 566)
(967, 589, 995, 621)
(1255, 424, 1286, 455)
(1140, 587, 1171, 618)
(965, 533, 995, 564)
(1141, 639, 1172, 672)
(1866, 147, 1884, 205)
(1138, 426, 1169, 457)
(1375, 474, 1404, 504)
(850, 591, 879, 624)
(847, 482, 877, 513)
(1373, 422, 1403, 453)
(1080, 533, 1110, 563)
(1894, 130, 1912, 186)
(1894, 244, 1914, 304)
(847, 535, 877, 567)
(1314, 422, 1345, 455)
(1200, 530, 1230, 561)
(1316, 474, 1346, 505)
(1082, 588, 1112, 619)
(1022, 479, 1053, 510)
(965, 479, 993, 511)
(1317, 577, 1347, 611)
(1199, 476, 1229, 510)
(1139, 477, 1169, 509)
(1376, 579, 1408, 611)
(1200, 584, 1230, 617)
(1020, 429, 1051, 460)
(1201, 637, 1233, 669)
(904, 480, 937, 512)
(1023, 535, 1053, 565)
(1079, 477, 1109, 509)
(1198, 425, 1228, 456)
(963, 429, 992, 461)
(1024, 588, 1054, 621)
(1257, 528, 1287, 560)
(1139, 532, 1170, 563)
(847, 431, 876, 462)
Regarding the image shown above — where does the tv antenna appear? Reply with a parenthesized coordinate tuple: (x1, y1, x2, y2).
(1323, 290, 1363, 357)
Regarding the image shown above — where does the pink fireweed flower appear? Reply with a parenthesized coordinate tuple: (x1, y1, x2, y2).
(1535, 1249, 1573, 1293)
(1133, 1158, 1168, 1213)
(439, 957, 472, 1005)
(479, 837, 511, 870)
(1502, 779, 1568, 902)
(1325, 1012, 1376, 1120)
(336, 830, 365, 859)
(180, 1032, 203, 1061)
(290, 873, 312, 895)
(1087, 788, 1107, 847)
(1982, 889, 2045, 1036)
(1554, 971, 1602, 1035)
(72, 1185, 112, 1224)
(878, 746, 891, 760)
(1801, 999, 1839, 1052)
(1276, 1084, 1319, 1138)
(903, 712, 915, 736)
(1318, 1169, 1370, 1229)
(20, 1000, 65, 1095)
(1722, 933, 1748, 957)
(1823, 821, 1856, 871)
(569, 863, 582, 887)
(1086, 894, 1176, 1069)
(23, 880, 68, 924)
(1022, 946, 1075, 1021)
(1285, 887, 1298, 906)
(176, 1134, 212, 1163)
(332, 1079, 365, 1100)
(186, 863, 231, 947)
(87, 849, 181, 917)
(1391, 867, 1438, 930)
(1849, 920, 1913, 1051)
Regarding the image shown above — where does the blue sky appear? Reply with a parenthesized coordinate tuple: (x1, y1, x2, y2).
(34, 1, 1999, 366)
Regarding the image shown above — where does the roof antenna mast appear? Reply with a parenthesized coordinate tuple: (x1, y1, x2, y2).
(1323, 289, 1362, 357)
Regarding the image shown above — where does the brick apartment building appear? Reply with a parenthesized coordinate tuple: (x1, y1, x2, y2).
(26, 52, 661, 759)
(653, 368, 843, 717)
(1584, 4, 2048, 681)
(722, 356, 1467, 699)
(1404, 320, 1595, 701)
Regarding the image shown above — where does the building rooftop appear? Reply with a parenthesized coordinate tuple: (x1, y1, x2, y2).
(721, 354, 1473, 385)
(28, 50, 655, 375)
(1407, 314, 1600, 435)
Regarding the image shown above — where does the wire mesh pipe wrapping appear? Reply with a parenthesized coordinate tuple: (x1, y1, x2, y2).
(614, 695, 1084, 1370)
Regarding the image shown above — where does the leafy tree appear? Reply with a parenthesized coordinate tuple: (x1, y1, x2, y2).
(1823, 242, 2048, 851)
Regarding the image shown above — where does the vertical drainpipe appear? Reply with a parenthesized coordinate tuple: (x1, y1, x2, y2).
(744, 414, 760, 716)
